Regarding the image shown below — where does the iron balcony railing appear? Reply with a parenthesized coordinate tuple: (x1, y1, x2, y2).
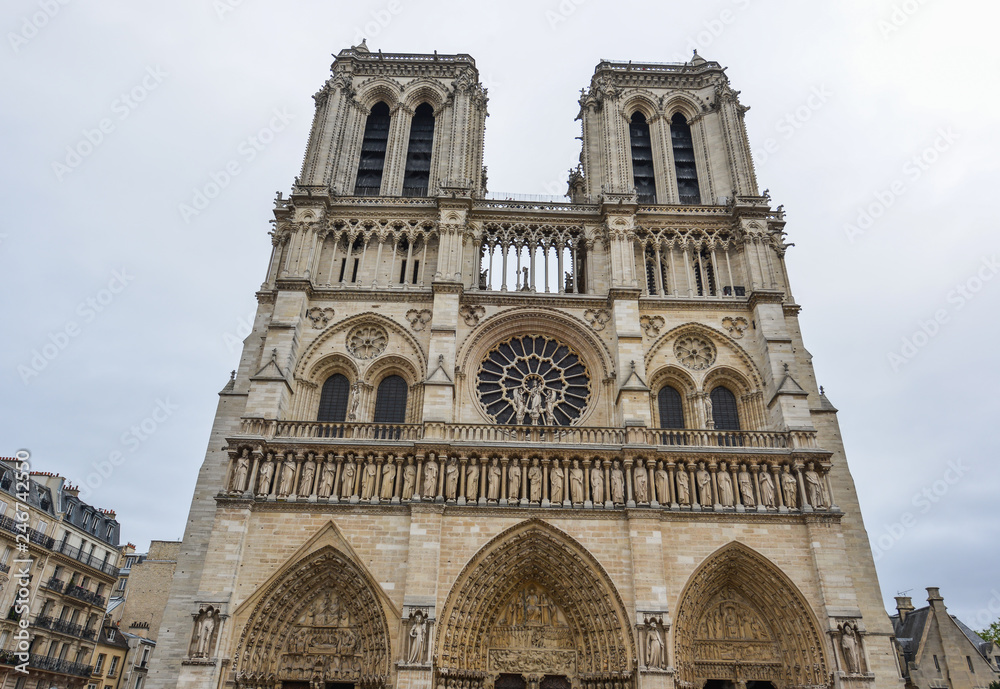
(27, 653, 93, 678)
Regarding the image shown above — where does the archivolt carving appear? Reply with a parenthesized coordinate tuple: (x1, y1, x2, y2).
(674, 542, 829, 689)
(436, 519, 633, 676)
(645, 322, 762, 388)
(354, 76, 403, 111)
(295, 312, 427, 381)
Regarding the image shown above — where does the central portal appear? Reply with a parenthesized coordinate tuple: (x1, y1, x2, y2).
(488, 582, 576, 679)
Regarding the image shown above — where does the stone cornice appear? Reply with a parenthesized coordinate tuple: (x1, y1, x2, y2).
(747, 289, 786, 310)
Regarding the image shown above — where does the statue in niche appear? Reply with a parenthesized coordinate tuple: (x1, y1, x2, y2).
(646, 620, 665, 669)
(191, 606, 218, 658)
(340, 458, 357, 499)
(550, 463, 565, 502)
(717, 462, 734, 506)
(278, 455, 296, 497)
(759, 467, 776, 507)
(257, 453, 274, 497)
(782, 465, 798, 508)
(703, 393, 714, 427)
(466, 461, 479, 501)
(805, 462, 826, 507)
(318, 457, 336, 498)
(528, 459, 542, 503)
(654, 463, 668, 504)
(445, 460, 459, 500)
(676, 466, 690, 505)
(542, 388, 558, 426)
(402, 461, 416, 500)
(508, 460, 521, 501)
(299, 454, 316, 495)
(231, 449, 250, 493)
(611, 461, 625, 504)
(512, 387, 527, 425)
(839, 621, 863, 674)
(423, 458, 439, 498)
(634, 463, 649, 502)
(348, 381, 361, 421)
(487, 459, 501, 501)
(380, 459, 396, 500)
(591, 462, 604, 503)
(738, 464, 755, 507)
(360, 459, 377, 500)
(408, 610, 427, 664)
(528, 381, 543, 425)
(569, 460, 584, 503)
(696, 462, 711, 505)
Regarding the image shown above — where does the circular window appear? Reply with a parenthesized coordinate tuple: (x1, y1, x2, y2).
(476, 334, 591, 426)
(347, 325, 388, 360)
(674, 335, 716, 370)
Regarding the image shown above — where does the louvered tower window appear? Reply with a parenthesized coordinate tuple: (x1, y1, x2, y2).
(402, 103, 434, 197)
(317, 374, 350, 422)
(657, 386, 685, 429)
(373, 375, 408, 423)
(710, 386, 740, 430)
(629, 112, 656, 203)
(354, 102, 391, 196)
(671, 112, 701, 204)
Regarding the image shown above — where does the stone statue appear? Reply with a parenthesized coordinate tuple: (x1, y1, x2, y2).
(840, 622, 862, 674)
(508, 461, 521, 501)
(634, 463, 648, 503)
(610, 461, 625, 504)
(318, 458, 335, 498)
(759, 468, 776, 507)
(231, 449, 250, 493)
(512, 387, 527, 425)
(676, 467, 690, 505)
(591, 463, 604, 503)
(487, 459, 501, 501)
(717, 462, 734, 506)
(380, 460, 396, 500)
(445, 460, 459, 500)
(257, 453, 274, 497)
(781, 466, 798, 508)
(654, 463, 668, 504)
(520, 266, 530, 291)
(299, 455, 316, 496)
(340, 459, 357, 499)
(703, 393, 713, 426)
(696, 462, 711, 505)
(738, 464, 755, 507)
(278, 455, 296, 497)
(528, 459, 542, 503)
(528, 382, 543, 424)
(408, 612, 427, 664)
(805, 462, 825, 508)
(550, 463, 565, 502)
(402, 462, 416, 500)
(195, 608, 216, 657)
(466, 461, 479, 501)
(348, 381, 361, 421)
(361, 459, 377, 500)
(543, 388, 558, 426)
(423, 458, 439, 498)
(569, 460, 584, 503)
(646, 622, 664, 669)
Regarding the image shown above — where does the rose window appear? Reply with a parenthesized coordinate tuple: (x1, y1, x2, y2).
(476, 335, 591, 426)
(674, 335, 716, 370)
(347, 325, 388, 360)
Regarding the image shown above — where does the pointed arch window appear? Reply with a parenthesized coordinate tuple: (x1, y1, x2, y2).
(710, 386, 740, 430)
(657, 386, 685, 429)
(693, 249, 717, 296)
(354, 101, 391, 196)
(671, 112, 701, 204)
(317, 374, 350, 422)
(402, 103, 435, 197)
(373, 375, 408, 424)
(629, 111, 656, 203)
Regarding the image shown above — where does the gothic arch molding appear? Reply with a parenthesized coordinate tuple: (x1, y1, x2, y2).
(662, 94, 705, 122)
(645, 322, 763, 388)
(400, 78, 449, 113)
(355, 77, 403, 112)
(674, 542, 829, 689)
(436, 519, 634, 681)
(621, 91, 661, 121)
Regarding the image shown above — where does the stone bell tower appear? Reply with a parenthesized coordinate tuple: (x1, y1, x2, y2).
(150, 48, 902, 689)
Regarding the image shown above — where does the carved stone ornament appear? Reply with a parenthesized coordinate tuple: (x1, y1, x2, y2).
(640, 315, 665, 338)
(405, 308, 432, 332)
(721, 316, 749, 339)
(459, 304, 486, 326)
(307, 307, 335, 329)
(674, 335, 717, 370)
(190, 605, 221, 659)
(346, 324, 388, 360)
(583, 308, 611, 332)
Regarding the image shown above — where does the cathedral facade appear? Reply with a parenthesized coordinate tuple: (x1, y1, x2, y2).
(149, 45, 902, 689)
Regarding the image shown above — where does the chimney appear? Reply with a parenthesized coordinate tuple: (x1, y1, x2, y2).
(895, 596, 915, 622)
(927, 587, 945, 605)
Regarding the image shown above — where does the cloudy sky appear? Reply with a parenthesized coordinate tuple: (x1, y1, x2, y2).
(2, 1, 997, 627)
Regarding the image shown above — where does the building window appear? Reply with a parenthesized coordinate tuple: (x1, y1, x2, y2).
(134, 676, 144, 689)
(373, 375, 408, 424)
(933, 655, 940, 671)
(1, 547, 11, 565)
(317, 374, 351, 422)
(141, 646, 151, 667)
(0, 630, 9, 649)
(966, 656, 974, 672)
(0, 501, 6, 516)
(35, 519, 47, 535)
(402, 103, 434, 196)
(106, 523, 114, 538)
(693, 250, 717, 296)
(710, 386, 740, 430)
(354, 101, 391, 196)
(65, 502, 74, 519)
(118, 578, 127, 591)
(671, 112, 701, 204)
(108, 656, 119, 676)
(657, 386, 685, 429)
(629, 111, 656, 203)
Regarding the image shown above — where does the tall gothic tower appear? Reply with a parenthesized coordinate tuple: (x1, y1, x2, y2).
(150, 46, 901, 689)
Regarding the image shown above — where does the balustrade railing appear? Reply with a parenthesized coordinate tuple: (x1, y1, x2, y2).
(52, 540, 119, 576)
(65, 583, 106, 607)
(27, 654, 93, 678)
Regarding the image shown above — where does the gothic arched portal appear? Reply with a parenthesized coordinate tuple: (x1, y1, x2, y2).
(436, 520, 634, 689)
(674, 542, 829, 689)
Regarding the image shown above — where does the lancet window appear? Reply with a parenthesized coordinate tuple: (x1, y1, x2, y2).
(317, 374, 350, 423)
(710, 386, 740, 430)
(671, 112, 700, 204)
(373, 375, 408, 424)
(657, 386, 685, 429)
(402, 103, 434, 197)
(354, 102, 391, 196)
(630, 112, 657, 203)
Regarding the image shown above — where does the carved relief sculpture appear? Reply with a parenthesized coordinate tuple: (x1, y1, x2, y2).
(634, 463, 649, 503)
(805, 462, 826, 508)
(488, 459, 501, 501)
(279, 455, 296, 497)
(402, 461, 416, 500)
(445, 460, 459, 500)
(405, 308, 432, 331)
(257, 453, 275, 497)
(569, 460, 584, 504)
(645, 620, 665, 670)
(508, 460, 522, 501)
(550, 463, 565, 503)
(407, 610, 428, 664)
(340, 458, 357, 500)
(380, 460, 396, 500)
(676, 466, 691, 505)
(781, 466, 798, 508)
(696, 463, 711, 505)
(717, 462, 734, 506)
(466, 461, 479, 501)
(299, 455, 316, 496)
(347, 324, 388, 360)
(674, 335, 717, 370)
(191, 606, 220, 658)
(590, 462, 604, 503)
(231, 448, 250, 493)
(738, 465, 755, 508)
(759, 468, 776, 507)
(361, 459, 377, 500)
(610, 461, 625, 504)
(423, 457, 439, 498)
(839, 621, 864, 674)
(528, 459, 542, 503)
(318, 457, 336, 498)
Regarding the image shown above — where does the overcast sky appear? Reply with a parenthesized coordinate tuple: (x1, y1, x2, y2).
(2, 1, 997, 627)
